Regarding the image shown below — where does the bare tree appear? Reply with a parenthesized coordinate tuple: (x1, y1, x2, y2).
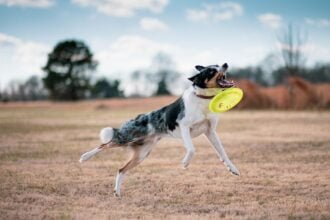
(130, 70, 147, 97)
(24, 76, 48, 100)
(2, 76, 47, 101)
(278, 23, 307, 77)
(277, 24, 308, 108)
(128, 52, 181, 97)
(147, 52, 180, 96)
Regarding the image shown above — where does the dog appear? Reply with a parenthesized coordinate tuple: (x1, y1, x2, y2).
(79, 63, 240, 197)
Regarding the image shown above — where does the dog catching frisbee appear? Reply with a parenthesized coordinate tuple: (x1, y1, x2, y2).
(80, 63, 243, 197)
(209, 88, 244, 113)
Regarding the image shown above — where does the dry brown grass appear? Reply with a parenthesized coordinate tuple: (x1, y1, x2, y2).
(0, 98, 330, 219)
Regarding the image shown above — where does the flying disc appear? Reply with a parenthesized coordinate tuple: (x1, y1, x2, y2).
(209, 88, 244, 113)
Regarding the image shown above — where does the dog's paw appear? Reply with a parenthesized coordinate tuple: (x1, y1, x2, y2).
(224, 161, 240, 176)
(229, 166, 240, 176)
(79, 154, 88, 163)
(182, 159, 190, 169)
(113, 190, 121, 198)
(181, 151, 194, 169)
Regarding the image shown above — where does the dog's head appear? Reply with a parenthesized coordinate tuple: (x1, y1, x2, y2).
(188, 63, 234, 89)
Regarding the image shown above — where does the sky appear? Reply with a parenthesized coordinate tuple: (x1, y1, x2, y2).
(0, 0, 330, 91)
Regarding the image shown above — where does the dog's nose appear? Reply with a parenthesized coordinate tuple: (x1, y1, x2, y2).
(222, 63, 228, 69)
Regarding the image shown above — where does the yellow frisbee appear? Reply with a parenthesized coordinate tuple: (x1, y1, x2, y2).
(209, 88, 244, 113)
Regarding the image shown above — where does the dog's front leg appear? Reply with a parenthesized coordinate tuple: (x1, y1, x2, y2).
(180, 124, 195, 169)
(205, 130, 240, 176)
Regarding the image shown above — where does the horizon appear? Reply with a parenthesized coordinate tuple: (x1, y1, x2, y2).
(1, 0, 330, 91)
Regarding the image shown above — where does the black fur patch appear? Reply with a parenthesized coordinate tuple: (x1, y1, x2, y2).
(164, 98, 184, 131)
(112, 114, 150, 145)
(148, 97, 184, 132)
(111, 97, 185, 145)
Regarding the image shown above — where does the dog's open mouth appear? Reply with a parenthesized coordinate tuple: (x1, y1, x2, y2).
(217, 76, 234, 88)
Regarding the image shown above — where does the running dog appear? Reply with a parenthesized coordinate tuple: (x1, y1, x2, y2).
(79, 63, 240, 197)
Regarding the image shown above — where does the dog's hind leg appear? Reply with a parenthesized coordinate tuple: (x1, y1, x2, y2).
(79, 127, 114, 163)
(79, 146, 104, 163)
(114, 141, 155, 197)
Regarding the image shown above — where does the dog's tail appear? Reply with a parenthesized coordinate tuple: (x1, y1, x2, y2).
(79, 127, 114, 163)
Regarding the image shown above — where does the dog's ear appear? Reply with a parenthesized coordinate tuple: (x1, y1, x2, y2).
(222, 63, 228, 69)
(188, 73, 207, 88)
(188, 74, 198, 82)
(195, 65, 206, 72)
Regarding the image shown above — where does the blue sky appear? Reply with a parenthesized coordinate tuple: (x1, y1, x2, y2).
(0, 0, 330, 91)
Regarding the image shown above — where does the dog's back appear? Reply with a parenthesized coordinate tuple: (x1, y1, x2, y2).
(109, 97, 185, 146)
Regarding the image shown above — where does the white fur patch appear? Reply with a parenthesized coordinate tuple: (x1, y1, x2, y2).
(100, 127, 114, 144)
(194, 87, 223, 96)
(79, 147, 102, 163)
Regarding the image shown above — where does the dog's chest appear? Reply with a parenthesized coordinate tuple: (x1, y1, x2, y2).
(168, 90, 218, 138)
(183, 92, 216, 124)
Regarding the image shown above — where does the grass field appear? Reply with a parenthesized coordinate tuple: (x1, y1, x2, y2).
(0, 97, 329, 219)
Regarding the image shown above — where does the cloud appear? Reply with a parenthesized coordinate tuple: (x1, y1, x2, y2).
(186, 2, 243, 22)
(0, 32, 21, 45)
(307, 44, 330, 63)
(0, 0, 54, 8)
(186, 9, 209, 22)
(72, 0, 169, 17)
(0, 33, 49, 67)
(96, 35, 176, 75)
(303, 43, 330, 64)
(0, 33, 49, 86)
(258, 13, 282, 29)
(95, 35, 178, 95)
(139, 17, 168, 31)
(305, 18, 330, 28)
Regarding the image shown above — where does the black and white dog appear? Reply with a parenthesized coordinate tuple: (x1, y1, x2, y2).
(80, 63, 240, 197)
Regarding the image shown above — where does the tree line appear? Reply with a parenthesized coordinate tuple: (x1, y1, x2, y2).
(230, 24, 330, 86)
(0, 40, 180, 102)
(229, 63, 330, 87)
(1, 25, 330, 102)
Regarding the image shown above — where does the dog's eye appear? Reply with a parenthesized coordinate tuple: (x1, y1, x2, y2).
(210, 69, 217, 75)
(206, 69, 215, 78)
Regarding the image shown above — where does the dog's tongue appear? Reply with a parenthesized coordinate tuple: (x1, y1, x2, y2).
(217, 79, 234, 88)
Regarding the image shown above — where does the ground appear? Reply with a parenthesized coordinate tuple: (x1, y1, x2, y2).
(0, 97, 329, 219)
